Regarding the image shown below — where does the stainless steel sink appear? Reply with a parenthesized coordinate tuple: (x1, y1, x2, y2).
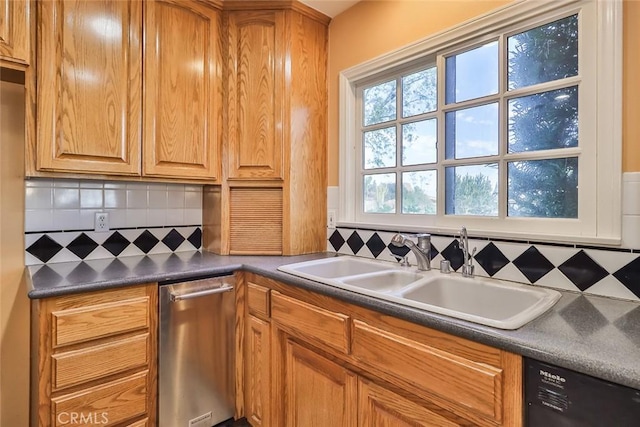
(278, 255, 560, 330)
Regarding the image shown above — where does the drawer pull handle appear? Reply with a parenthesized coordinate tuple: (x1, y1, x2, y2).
(170, 285, 233, 302)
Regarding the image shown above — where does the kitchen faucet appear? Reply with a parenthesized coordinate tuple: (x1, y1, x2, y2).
(390, 233, 431, 271)
(458, 226, 476, 277)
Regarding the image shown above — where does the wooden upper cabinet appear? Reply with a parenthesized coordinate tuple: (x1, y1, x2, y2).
(226, 10, 284, 180)
(142, 0, 222, 181)
(36, 0, 142, 175)
(0, 0, 30, 66)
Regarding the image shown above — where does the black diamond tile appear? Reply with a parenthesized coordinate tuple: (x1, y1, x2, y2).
(388, 243, 410, 258)
(512, 246, 555, 283)
(559, 296, 609, 336)
(366, 233, 386, 258)
(133, 230, 160, 254)
(612, 256, 640, 299)
(441, 240, 465, 271)
(163, 229, 186, 251)
(66, 233, 99, 260)
(328, 230, 345, 251)
(102, 231, 130, 256)
(187, 228, 202, 249)
(346, 231, 365, 254)
(26, 235, 64, 263)
(428, 244, 439, 262)
(558, 250, 609, 291)
(474, 242, 509, 277)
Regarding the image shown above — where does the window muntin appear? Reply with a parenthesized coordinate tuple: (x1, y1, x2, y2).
(358, 9, 584, 220)
(344, 0, 620, 243)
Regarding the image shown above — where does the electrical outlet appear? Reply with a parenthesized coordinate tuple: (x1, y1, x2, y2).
(94, 212, 109, 232)
(327, 209, 336, 229)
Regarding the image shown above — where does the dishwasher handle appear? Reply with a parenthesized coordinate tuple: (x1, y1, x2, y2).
(169, 284, 234, 302)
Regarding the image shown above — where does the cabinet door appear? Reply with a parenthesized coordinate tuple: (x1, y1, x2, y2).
(359, 378, 462, 427)
(227, 11, 284, 180)
(0, 0, 30, 65)
(245, 316, 270, 427)
(143, 0, 221, 180)
(273, 332, 357, 427)
(36, 0, 142, 175)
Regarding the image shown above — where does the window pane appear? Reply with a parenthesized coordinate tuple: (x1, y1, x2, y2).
(445, 164, 498, 216)
(508, 86, 578, 153)
(508, 158, 578, 218)
(445, 41, 498, 104)
(402, 171, 437, 214)
(363, 80, 396, 126)
(364, 173, 396, 213)
(402, 119, 437, 166)
(402, 67, 437, 117)
(364, 126, 396, 169)
(445, 103, 498, 160)
(508, 15, 578, 90)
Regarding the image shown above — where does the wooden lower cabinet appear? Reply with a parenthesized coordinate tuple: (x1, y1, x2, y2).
(358, 378, 461, 427)
(31, 284, 157, 427)
(245, 315, 271, 427)
(272, 331, 357, 427)
(242, 272, 523, 427)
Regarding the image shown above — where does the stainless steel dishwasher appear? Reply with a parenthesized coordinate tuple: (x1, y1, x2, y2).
(159, 275, 236, 427)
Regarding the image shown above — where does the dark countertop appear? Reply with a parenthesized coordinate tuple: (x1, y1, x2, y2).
(27, 250, 640, 391)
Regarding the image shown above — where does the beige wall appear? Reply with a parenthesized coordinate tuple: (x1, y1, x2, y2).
(327, 0, 640, 186)
(0, 81, 29, 426)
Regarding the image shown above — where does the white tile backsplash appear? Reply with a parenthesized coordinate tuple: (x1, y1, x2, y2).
(24, 178, 203, 232)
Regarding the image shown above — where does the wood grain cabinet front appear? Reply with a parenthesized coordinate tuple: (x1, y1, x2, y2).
(204, 4, 329, 256)
(34, 0, 222, 181)
(31, 284, 158, 427)
(142, 0, 222, 180)
(240, 274, 523, 427)
(0, 0, 30, 66)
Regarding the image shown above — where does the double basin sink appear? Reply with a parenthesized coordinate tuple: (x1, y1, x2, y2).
(278, 256, 561, 330)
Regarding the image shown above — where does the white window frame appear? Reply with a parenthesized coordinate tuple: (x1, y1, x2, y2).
(338, 0, 622, 245)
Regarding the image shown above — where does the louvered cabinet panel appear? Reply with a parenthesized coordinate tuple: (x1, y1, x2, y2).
(229, 187, 282, 254)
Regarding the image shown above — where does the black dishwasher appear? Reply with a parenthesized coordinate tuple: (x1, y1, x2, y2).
(525, 358, 640, 426)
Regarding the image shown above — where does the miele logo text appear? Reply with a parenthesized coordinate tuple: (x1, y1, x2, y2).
(540, 369, 566, 383)
(57, 412, 109, 425)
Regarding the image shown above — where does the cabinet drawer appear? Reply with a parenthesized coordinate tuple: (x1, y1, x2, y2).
(51, 371, 149, 427)
(52, 334, 149, 391)
(52, 297, 150, 347)
(352, 320, 502, 422)
(271, 291, 349, 354)
(247, 282, 270, 318)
